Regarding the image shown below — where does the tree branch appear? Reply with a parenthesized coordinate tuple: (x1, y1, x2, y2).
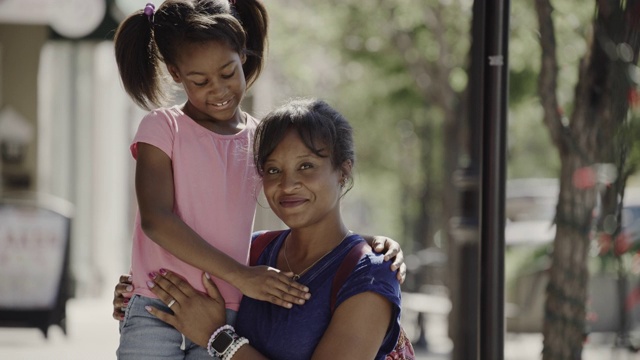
(535, 0, 565, 151)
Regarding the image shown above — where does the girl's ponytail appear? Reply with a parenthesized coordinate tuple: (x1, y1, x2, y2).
(114, 8, 164, 110)
(233, 0, 269, 88)
(114, 0, 270, 107)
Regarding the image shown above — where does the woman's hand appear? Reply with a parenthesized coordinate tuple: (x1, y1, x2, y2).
(113, 274, 134, 320)
(146, 270, 226, 348)
(236, 265, 311, 309)
(368, 236, 407, 284)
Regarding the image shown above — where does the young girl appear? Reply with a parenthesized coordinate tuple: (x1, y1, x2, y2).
(113, 1, 405, 359)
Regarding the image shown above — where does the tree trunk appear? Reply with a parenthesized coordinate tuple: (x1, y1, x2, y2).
(536, 0, 640, 358)
(542, 157, 594, 359)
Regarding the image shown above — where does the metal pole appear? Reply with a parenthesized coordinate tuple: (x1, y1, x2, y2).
(479, 0, 509, 359)
(450, 0, 485, 358)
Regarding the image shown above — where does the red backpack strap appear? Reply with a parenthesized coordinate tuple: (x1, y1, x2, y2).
(330, 240, 370, 314)
(249, 230, 284, 266)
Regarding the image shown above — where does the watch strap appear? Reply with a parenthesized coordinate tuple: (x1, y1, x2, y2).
(207, 327, 239, 357)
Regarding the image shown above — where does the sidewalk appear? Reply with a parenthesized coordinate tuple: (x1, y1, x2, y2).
(0, 296, 637, 360)
(0, 297, 119, 360)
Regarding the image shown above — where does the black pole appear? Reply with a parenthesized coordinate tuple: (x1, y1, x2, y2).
(451, 1, 509, 359)
(479, 0, 509, 359)
(449, 0, 485, 359)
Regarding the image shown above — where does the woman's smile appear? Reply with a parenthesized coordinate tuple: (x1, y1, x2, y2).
(279, 196, 308, 208)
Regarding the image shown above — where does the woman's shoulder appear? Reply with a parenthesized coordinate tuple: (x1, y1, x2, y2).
(341, 237, 399, 286)
(334, 236, 402, 313)
(249, 230, 288, 266)
(336, 236, 394, 284)
(342, 235, 384, 264)
(251, 229, 286, 241)
(358, 250, 394, 275)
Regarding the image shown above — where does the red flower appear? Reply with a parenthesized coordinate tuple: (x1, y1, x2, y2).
(629, 87, 640, 109)
(598, 233, 612, 255)
(573, 167, 597, 189)
(614, 232, 631, 256)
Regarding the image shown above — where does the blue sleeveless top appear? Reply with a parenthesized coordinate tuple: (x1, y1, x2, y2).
(235, 230, 402, 359)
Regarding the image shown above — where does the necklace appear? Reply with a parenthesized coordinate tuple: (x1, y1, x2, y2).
(284, 230, 353, 281)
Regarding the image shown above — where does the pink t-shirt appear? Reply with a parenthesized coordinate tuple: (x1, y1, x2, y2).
(129, 106, 261, 311)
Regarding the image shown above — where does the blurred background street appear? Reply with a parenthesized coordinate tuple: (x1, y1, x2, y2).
(2, 0, 640, 359)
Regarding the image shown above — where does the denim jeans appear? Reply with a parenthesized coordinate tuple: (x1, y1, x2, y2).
(117, 295, 237, 360)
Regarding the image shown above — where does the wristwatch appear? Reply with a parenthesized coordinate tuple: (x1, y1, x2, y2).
(209, 329, 238, 356)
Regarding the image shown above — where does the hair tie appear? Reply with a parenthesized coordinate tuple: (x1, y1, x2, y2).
(144, 3, 155, 23)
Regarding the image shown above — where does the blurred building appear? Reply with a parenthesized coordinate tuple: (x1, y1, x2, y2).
(0, 0, 145, 298)
(0, 0, 280, 299)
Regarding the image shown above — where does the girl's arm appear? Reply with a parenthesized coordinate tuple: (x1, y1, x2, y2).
(112, 274, 133, 320)
(136, 143, 308, 308)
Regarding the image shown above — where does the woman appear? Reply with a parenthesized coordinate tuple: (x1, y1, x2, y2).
(133, 99, 405, 359)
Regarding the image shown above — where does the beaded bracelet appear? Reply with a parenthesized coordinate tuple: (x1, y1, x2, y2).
(207, 324, 235, 358)
(222, 337, 249, 360)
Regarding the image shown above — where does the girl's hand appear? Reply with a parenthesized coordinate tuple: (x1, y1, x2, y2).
(146, 270, 225, 348)
(369, 236, 407, 284)
(112, 274, 134, 320)
(237, 265, 310, 309)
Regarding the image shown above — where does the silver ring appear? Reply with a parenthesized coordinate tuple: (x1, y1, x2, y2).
(167, 299, 176, 308)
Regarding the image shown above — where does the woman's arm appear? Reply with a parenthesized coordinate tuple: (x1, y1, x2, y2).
(136, 143, 308, 308)
(311, 292, 393, 360)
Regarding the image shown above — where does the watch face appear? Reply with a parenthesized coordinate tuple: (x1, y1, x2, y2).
(212, 331, 234, 353)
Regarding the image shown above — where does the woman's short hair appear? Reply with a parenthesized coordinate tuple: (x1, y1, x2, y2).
(254, 98, 355, 189)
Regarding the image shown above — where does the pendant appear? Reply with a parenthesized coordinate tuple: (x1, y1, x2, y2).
(292, 274, 300, 281)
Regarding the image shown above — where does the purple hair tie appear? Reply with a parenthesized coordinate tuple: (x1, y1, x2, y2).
(144, 3, 155, 22)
